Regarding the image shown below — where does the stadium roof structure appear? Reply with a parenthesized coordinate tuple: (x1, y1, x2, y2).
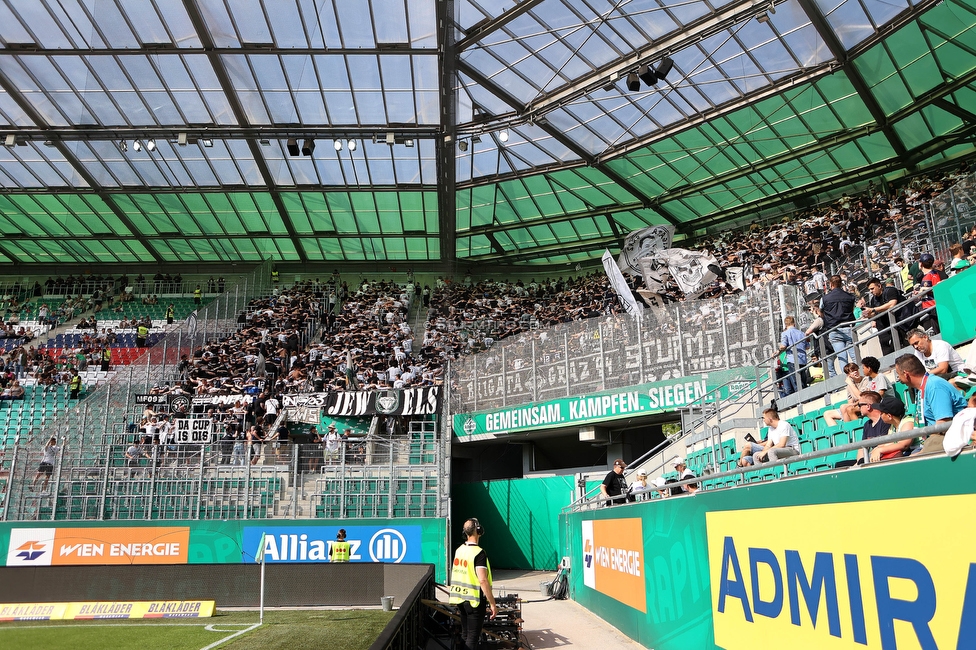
(0, 0, 974, 267)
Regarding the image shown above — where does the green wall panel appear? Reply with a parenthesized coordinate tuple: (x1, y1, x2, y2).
(453, 476, 576, 571)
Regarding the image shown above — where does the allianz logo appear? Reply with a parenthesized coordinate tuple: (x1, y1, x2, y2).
(260, 528, 408, 563)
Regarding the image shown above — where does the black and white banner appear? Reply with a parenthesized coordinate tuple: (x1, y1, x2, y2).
(174, 418, 214, 444)
(616, 225, 676, 276)
(135, 393, 254, 407)
(602, 250, 643, 316)
(282, 386, 442, 417)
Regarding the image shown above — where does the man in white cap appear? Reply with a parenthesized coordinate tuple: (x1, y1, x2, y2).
(671, 458, 698, 495)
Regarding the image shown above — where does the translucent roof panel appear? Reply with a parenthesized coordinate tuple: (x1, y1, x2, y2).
(0, 0, 972, 267)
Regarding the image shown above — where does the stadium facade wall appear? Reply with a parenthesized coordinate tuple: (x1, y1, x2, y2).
(560, 452, 976, 650)
(452, 475, 576, 571)
(0, 517, 448, 583)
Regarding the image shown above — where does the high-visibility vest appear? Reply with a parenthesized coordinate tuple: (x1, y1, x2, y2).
(69, 375, 81, 391)
(449, 544, 491, 606)
(194, 288, 202, 300)
(331, 540, 350, 562)
(271, 270, 280, 282)
(137, 325, 149, 339)
(102, 348, 111, 362)
(166, 306, 174, 319)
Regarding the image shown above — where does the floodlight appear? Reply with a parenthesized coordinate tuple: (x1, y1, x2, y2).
(458, 140, 468, 152)
(133, 140, 142, 151)
(386, 132, 395, 145)
(472, 135, 482, 144)
(119, 140, 127, 152)
(178, 132, 188, 146)
(4, 134, 16, 147)
(287, 138, 300, 156)
(404, 139, 414, 147)
(302, 139, 315, 156)
(202, 138, 213, 148)
(334, 139, 343, 151)
(626, 73, 640, 92)
(146, 139, 156, 152)
(347, 140, 357, 151)
(498, 130, 509, 143)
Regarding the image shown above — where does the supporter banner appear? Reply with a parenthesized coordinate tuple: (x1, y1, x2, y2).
(243, 524, 422, 564)
(603, 249, 643, 316)
(5, 527, 189, 566)
(455, 375, 721, 438)
(134, 394, 253, 407)
(281, 386, 441, 417)
(617, 225, 676, 276)
(174, 418, 214, 444)
(582, 518, 647, 613)
(706, 496, 976, 650)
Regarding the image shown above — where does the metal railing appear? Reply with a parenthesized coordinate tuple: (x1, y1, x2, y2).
(566, 422, 954, 511)
(2, 433, 443, 521)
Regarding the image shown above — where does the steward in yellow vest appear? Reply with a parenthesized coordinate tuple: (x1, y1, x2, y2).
(193, 286, 202, 304)
(329, 529, 350, 562)
(136, 324, 149, 347)
(449, 519, 497, 650)
(166, 304, 175, 324)
(101, 347, 111, 371)
(69, 370, 82, 399)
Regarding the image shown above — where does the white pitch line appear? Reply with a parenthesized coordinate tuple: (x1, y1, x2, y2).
(198, 622, 261, 650)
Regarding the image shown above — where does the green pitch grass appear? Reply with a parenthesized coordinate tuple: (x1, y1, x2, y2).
(0, 609, 394, 650)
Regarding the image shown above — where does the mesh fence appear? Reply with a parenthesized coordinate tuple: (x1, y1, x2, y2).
(451, 281, 795, 413)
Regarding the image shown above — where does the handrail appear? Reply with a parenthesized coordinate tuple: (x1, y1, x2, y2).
(566, 421, 953, 512)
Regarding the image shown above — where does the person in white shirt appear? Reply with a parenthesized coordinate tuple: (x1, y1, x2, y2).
(908, 328, 964, 380)
(738, 409, 800, 465)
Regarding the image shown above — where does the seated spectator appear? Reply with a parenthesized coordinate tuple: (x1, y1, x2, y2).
(670, 458, 698, 495)
(894, 354, 966, 454)
(823, 363, 866, 426)
(948, 243, 971, 276)
(0, 380, 25, 400)
(627, 471, 650, 502)
(869, 394, 917, 462)
(907, 328, 964, 381)
(860, 356, 891, 395)
(852, 391, 888, 465)
(943, 394, 976, 457)
(738, 409, 800, 465)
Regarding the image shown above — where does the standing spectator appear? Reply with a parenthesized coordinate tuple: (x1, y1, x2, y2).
(193, 285, 202, 305)
(820, 275, 856, 377)
(31, 436, 60, 492)
(166, 304, 175, 325)
(862, 277, 906, 355)
(323, 423, 341, 464)
(779, 316, 807, 395)
(246, 424, 264, 465)
(915, 253, 944, 334)
(599, 458, 628, 506)
(894, 354, 966, 453)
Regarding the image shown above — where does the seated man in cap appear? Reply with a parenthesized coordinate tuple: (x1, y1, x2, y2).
(738, 408, 800, 466)
(670, 458, 698, 495)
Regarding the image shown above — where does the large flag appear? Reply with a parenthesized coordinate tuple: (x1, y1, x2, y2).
(602, 250, 643, 316)
(617, 225, 676, 276)
(726, 267, 746, 292)
(640, 248, 721, 296)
